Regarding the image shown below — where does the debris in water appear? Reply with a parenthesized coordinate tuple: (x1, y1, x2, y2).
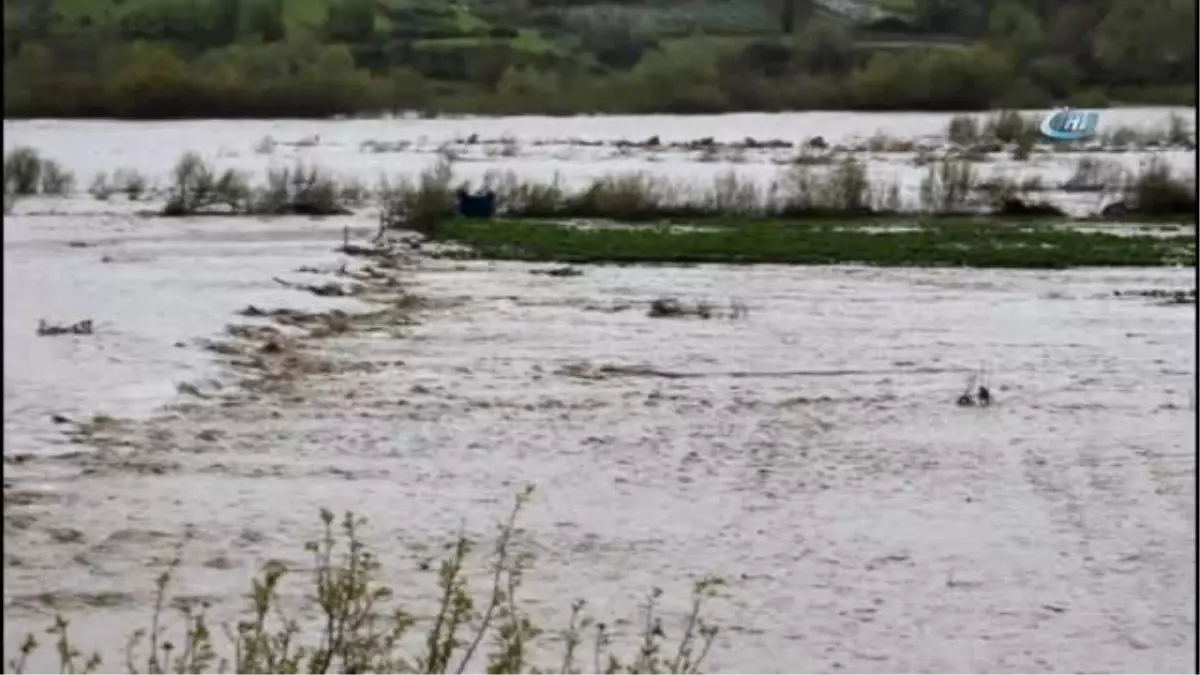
(272, 276, 358, 297)
(648, 297, 748, 320)
(37, 319, 93, 336)
(530, 266, 583, 278)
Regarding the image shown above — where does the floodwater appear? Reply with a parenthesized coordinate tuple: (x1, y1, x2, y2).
(3, 111, 1198, 674)
(3, 107, 1197, 217)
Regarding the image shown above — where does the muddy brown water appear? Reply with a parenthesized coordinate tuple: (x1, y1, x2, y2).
(3, 112, 1197, 673)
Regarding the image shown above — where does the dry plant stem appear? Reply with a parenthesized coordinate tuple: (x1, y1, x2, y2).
(454, 486, 533, 673)
(11, 489, 726, 675)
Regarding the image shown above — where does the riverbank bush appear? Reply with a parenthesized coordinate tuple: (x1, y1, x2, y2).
(162, 153, 361, 216)
(372, 155, 1195, 230)
(141, 150, 1196, 223)
(9, 488, 727, 674)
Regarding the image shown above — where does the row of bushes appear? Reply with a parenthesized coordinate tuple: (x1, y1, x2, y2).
(5, 146, 1195, 224)
(4, 35, 1197, 118)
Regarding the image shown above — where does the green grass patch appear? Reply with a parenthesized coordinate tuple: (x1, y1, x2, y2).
(433, 218, 1197, 269)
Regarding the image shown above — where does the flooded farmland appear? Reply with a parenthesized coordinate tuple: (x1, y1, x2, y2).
(3, 110, 1197, 673)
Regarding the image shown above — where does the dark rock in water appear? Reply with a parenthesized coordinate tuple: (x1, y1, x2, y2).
(1115, 288, 1197, 304)
(281, 203, 353, 216)
(977, 386, 992, 406)
(649, 298, 684, 318)
(530, 266, 583, 278)
(37, 318, 93, 336)
(993, 197, 1066, 217)
(807, 136, 828, 150)
(1101, 200, 1130, 217)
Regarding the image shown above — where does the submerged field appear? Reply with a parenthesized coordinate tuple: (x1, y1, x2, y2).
(3, 111, 1198, 673)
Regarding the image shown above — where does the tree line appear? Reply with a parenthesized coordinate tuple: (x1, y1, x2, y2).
(3, 0, 1195, 118)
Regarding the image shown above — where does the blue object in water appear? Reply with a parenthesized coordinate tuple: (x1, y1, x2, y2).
(457, 188, 496, 219)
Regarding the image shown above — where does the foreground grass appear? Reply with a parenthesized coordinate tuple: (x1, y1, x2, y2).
(432, 218, 1197, 269)
(9, 488, 726, 674)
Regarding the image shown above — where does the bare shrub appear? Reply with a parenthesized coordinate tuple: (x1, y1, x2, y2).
(378, 156, 457, 234)
(567, 173, 678, 220)
(776, 157, 876, 215)
(253, 163, 348, 215)
(4, 147, 43, 195)
(919, 156, 977, 213)
(984, 110, 1034, 144)
(39, 158, 74, 195)
(1123, 157, 1196, 215)
(1062, 156, 1124, 193)
(946, 115, 979, 146)
(163, 152, 251, 216)
(4, 147, 75, 196)
(481, 170, 567, 217)
(703, 170, 763, 216)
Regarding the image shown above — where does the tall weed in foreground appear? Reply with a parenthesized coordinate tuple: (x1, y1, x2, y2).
(8, 488, 726, 674)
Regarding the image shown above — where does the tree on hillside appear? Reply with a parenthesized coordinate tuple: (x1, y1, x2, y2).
(246, 0, 285, 42)
(325, 0, 376, 43)
(776, 0, 815, 35)
(1092, 0, 1196, 84)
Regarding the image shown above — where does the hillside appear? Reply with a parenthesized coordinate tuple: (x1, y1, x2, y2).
(2, 0, 1195, 118)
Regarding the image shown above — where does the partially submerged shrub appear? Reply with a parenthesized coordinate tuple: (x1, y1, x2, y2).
(162, 155, 354, 217)
(39, 159, 74, 195)
(919, 156, 977, 213)
(482, 170, 568, 217)
(252, 163, 350, 215)
(4, 147, 43, 195)
(1165, 112, 1193, 147)
(946, 115, 979, 146)
(1123, 157, 1196, 215)
(113, 168, 150, 200)
(3, 147, 75, 196)
(1010, 133, 1035, 161)
(8, 488, 727, 675)
(378, 156, 457, 234)
(568, 173, 679, 221)
(163, 152, 251, 216)
(88, 172, 113, 200)
(1062, 156, 1123, 193)
(984, 110, 1034, 144)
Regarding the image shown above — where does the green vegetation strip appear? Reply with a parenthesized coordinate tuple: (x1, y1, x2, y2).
(435, 219, 1197, 269)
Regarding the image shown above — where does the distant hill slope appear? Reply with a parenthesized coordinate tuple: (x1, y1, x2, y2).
(3, 0, 926, 38)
